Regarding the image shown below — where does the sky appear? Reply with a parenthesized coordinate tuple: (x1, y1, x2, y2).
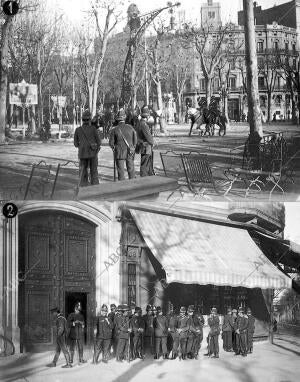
(52, 0, 292, 27)
(284, 203, 300, 245)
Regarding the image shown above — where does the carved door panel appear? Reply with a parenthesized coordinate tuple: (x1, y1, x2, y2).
(19, 211, 96, 351)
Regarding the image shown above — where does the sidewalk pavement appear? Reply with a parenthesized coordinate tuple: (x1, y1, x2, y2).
(1, 332, 299, 382)
(0, 123, 299, 201)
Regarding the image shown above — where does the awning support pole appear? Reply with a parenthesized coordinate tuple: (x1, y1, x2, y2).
(269, 289, 274, 344)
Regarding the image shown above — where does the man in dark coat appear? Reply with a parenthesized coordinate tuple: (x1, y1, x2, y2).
(115, 304, 132, 362)
(74, 110, 101, 186)
(246, 308, 255, 353)
(109, 109, 137, 181)
(130, 307, 145, 359)
(167, 306, 179, 359)
(93, 304, 114, 364)
(47, 308, 72, 368)
(231, 308, 238, 353)
(205, 307, 220, 358)
(143, 304, 154, 355)
(153, 306, 169, 359)
(222, 307, 235, 352)
(67, 302, 87, 364)
(136, 105, 154, 177)
(190, 306, 205, 359)
(234, 307, 248, 357)
(108, 303, 117, 356)
(176, 306, 189, 360)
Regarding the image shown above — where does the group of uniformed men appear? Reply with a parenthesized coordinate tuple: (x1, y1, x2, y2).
(48, 302, 255, 368)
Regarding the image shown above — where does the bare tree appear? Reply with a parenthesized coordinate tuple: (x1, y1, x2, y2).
(76, 0, 123, 117)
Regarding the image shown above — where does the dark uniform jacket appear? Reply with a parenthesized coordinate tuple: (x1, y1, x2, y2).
(192, 314, 204, 334)
(222, 314, 235, 332)
(56, 313, 69, 338)
(108, 312, 116, 323)
(235, 316, 248, 333)
(67, 312, 85, 340)
(136, 119, 153, 155)
(176, 315, 189, 338)
(143, 314, 154, 337)
(167, 313, 178, 334)
(130, 316, 145, 334)
(95, 315, 114, 339)
(109, 123, 137, 160)
(208, 315, 220, 336)
(74, 122, 101, 159)
(153, 315, 168, 337)
(247, 315, 255, 333)
(115, 315, 130, 340)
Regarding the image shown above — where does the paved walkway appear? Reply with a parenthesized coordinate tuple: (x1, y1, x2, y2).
(1, 331, 299, 382)
(0, 123, 299, 201)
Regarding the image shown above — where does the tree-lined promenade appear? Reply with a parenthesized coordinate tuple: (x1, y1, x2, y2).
(1, 0, 300, 144)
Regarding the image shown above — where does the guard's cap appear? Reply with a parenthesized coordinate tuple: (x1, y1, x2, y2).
(110, 304, 116, 309)
(211, 307, 217, 313)
(101, 304, 108, 312)
(180, 306, 186, 313)
(187, 305, 195, 312)
(246, 308, 252, 314)
(135, 307, 142, 313)
(141, 105, 150, 118)
(238, 307, 244, 313)
(82, 110, 92, 121)
(146, 304, 152, 311)
(116, 109, 126, 121)
(156, 306, 162, 313)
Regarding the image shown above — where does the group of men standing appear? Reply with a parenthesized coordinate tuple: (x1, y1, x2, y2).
(73, 105, 154, 186)
(48, 303, 255, 368)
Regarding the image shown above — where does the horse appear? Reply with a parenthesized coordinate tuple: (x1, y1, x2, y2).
(187, 108, 206, 136)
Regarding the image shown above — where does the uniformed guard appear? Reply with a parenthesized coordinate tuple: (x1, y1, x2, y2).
(191, 306, 205, 359)
(234, 307, 248, 357)
(136, 105, 154, 177)
(108, 303, 117, 356)
(130, 307, 145, 359)
(93, 304, 114, 364)
(222, 307, 235, 352)
(143, 304, 154, 355)
(47, 307, 72, 368)
(246, 308, 255, 353)
(115, 304, 132, 362)
(231, 308, 238, 353)
(67, 302, 87, 364)
(185, 305, 197, 359)
(167, 306, 179, 360)
(205, 307, 220, 358)
(153, 306, 169, 359)
(177, 306, 189, 360)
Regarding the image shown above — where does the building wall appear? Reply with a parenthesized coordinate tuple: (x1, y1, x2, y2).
(201, 0, 222, 28)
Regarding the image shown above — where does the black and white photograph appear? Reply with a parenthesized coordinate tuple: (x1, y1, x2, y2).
(0, 0, 300, 381)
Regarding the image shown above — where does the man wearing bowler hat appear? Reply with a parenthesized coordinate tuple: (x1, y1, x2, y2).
(74, 109, 101, 186)
(153, 306, 169, 359)
(47, 307, 72, 368)
(136, 105, 154, 177)
(130, 307, 145, 359)
(115, 304, 132, 362)
(109, 109, 137, 181)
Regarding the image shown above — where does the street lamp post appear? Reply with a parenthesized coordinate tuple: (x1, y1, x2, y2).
(121, 2, 181, 110)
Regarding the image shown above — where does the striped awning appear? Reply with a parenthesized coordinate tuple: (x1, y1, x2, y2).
(130, 210, 292, 290)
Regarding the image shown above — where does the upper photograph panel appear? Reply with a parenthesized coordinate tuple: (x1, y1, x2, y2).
(0, 0, 299, 202)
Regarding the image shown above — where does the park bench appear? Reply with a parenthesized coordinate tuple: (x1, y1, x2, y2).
(160, 151, 230, 198)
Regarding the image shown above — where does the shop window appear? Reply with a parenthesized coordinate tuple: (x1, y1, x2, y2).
(128, 263, 136, 305)
(257, 41, 264, 53)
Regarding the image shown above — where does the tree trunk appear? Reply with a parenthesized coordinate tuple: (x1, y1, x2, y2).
(37, 76, 43, 130)
(224, 93, 229, 121)
(205, 77, 212, 106)
(267, 92, 272, 122)
(156, 80, 166, 133)
(177, 94, 183, 124)
(0, 17, 13, 143)
(243, 0, 263, 140)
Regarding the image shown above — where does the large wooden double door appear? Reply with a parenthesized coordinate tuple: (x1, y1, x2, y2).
(19, 211, 96, 351)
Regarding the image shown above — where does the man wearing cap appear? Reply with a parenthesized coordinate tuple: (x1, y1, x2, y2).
(231, 308, 238, 353)
(176, 306, 189, 360)
(205, 307, 220, 358)
(130, 307, 145, 359)
(67, 302, 87, 364)
(108, 304, 117, 356)
(246, 308, 255, 353)
(115, 304, 132, 362)
(167, 306, 179, 359)
(47, 308, 72, 368)
(143, 304, 154, 355)
(93, 304, 114, 364)
(109, 109, 137, 181)
(222, 307, 235, 352)
(136, 105, 154, 177)
(153, 307, 169, 359)
(234, 307, 248, 357)
(185, 305, 196, 359)
(191, 307, 205, 359)
(74, 109, 101, 186)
